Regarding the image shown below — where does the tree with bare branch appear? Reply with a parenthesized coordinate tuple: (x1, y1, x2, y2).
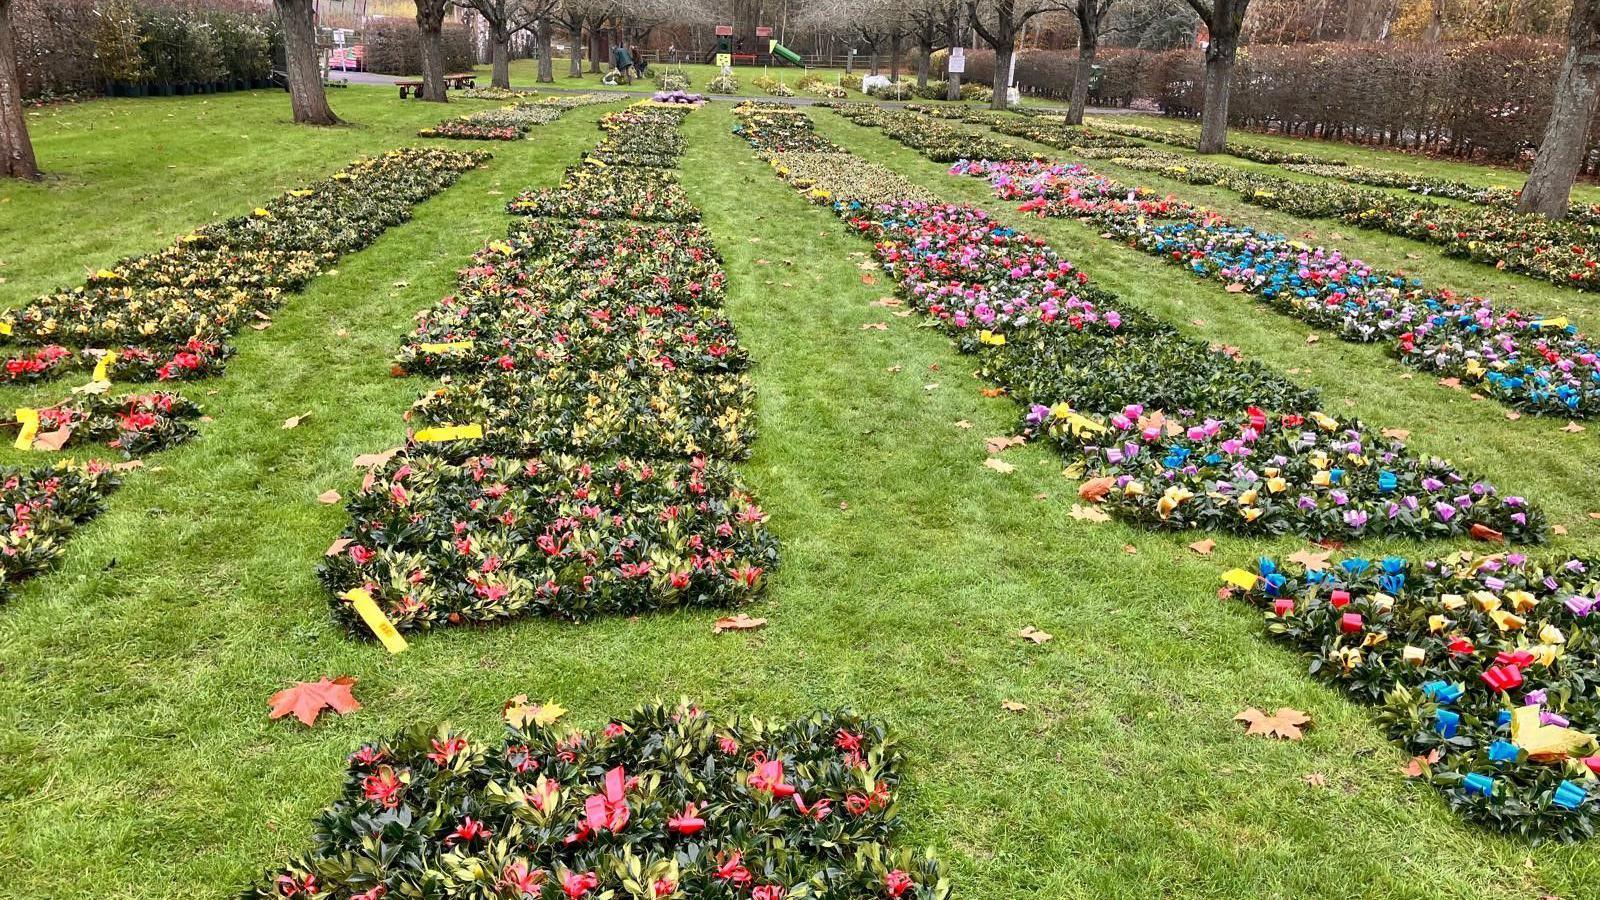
(1065, 0, 1113, 124)
(0, 0, 38, 178)
(968, 0, 1070, 110)
(1183, 0, 1252, 152)
(274, 0, 341, 126)
(463, 0, 555, 88)
(1519, 0, 1600, 218)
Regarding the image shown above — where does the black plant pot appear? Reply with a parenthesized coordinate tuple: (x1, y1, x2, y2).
(156, 83, 174, 97)
(134, 84, 149, 98)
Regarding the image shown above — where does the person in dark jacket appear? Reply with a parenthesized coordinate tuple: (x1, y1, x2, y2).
(611, 44, 634, 84)
(632, 47, 648, 78)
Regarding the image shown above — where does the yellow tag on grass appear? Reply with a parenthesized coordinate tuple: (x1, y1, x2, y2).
(14, 407, 38, 450)
(414, 423, 484, 443)
(343, 588, 408, 654)
(91, 350, 118, 383)
(0, 322, 13, 336)
(1221, 568, 1258, 590)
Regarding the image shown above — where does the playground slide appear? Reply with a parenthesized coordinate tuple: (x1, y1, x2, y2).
(769, 42, 804, 66)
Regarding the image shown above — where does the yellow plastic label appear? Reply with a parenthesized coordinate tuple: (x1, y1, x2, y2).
(977, 330, 1006, 346)
(0, 322, 13, 335)
(343, 588, 408, 654)
(1533, 317, 1570, 330)
(14, 408, 38, 450)
(1221, 568, 1258, 590)
(91, 350, 118, 384)
(417, 341, 473, 353)
(414, 423, 484, 443)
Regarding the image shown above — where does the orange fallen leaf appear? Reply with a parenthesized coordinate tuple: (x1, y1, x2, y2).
(860, 273, 876, 285)
(111, 459, 144, 473)
(32, 427, 72, 452)
(1188, 538, 1217, 556)
(713, 614, 767, 634)
(1506, 411, 1522, 421)
(1303, 773, 1328, 787)
(1225, 283, 1246, 293)
(1018, 625, 1053, 645)
(354, 448, 400, 468)
(1562, 422, 1586, 433)
(1078, 477, 1116, 502)
(1122, 544, 1138, 555)
(326, 537, 353, 557)
(1470, 523, 1505, 543)
(1554, 524, 1569, 535)
(1438, 377, 1462, 390)
(1305, 333, 1320, 344)
(1191, 318, 1206, 326)
(1380, 427, 1411, 441)
(869, 296, 903, 308)
(283, 411, 312, 429)
(1403, 747, 1444, 777)
(318, 489, 342, 504)
(1234, 706, 1312, 741)
(269, 676, 360, 727)
(980, 387, 1007, 398)
(861, 322, 888, 331)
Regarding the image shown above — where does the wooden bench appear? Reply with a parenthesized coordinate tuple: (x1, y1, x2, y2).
(731, 53, 757, 65)
(397, 73, 476, 99)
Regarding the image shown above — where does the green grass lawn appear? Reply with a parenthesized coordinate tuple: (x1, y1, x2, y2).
(471, 59, 876, 99)
(2, 87, 1599, 899)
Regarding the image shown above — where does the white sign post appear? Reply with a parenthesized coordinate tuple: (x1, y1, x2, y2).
(948, 46, 965, 74)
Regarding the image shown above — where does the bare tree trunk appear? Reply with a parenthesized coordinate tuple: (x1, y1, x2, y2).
(1066, 36, 1095, 124)
(1197, 53, 1233, 152)
(537, 20, 555, 83)
(567, 21, 582, 76)
(890, 33, 902, 82)
(869, 48, 880, 75)
(916, 42, 931, 88)
(416, 2, 448, 102)
(991, 43, 1013, 110)
(0, 0, 38, 179)
(587, 23, 601, 73)
(275, 0, 340, 126)
(945, 9, 962, 100)
(491, 26, 511, 88)
(1520, 0, 1600, 218)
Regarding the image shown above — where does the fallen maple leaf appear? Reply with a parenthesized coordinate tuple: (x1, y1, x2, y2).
(250, 321, 271, 331)
(1019, 625, 1053, 645)
(111, 459, 144, 473)
(1069, 503, 1111, 522)
(1303, 773, 1328, 787)
(713, 614, 767, 634)
(861, 322, 888, 331)
(1122, 544, 1139, 555)
(985, 435, 1025, 454)
(1305, 334, 1320, 344)
(269, 676, 360, 727)
(1224, 283, 1246, 293)
(1234, 706, 1312, 741)
(283, 411, 312, 429)
(1380, 427, 1411, 441)
(1001, 700, 1027, 712)
(980, 387, 1006, 398)
(1191, 318, 1207, 326)
(32, 428, 72, 452)
(1506, 411, 1522, 421)
(953, 420, 973, 429)
(869, 296, 903, 308)
(504, 695, 567, 729)
(353, 448, 400, 468)
(983, 457, 1016, 474)
(1563, 422, 1586, 433)
(1470, 523, 1505, 543)
(1438, 377, 1462, 390)
(1287, 548, 1332, 571)
(326, 537, 353, 557)
(318, 489, 342, 504)
(1403, 747, 1444, 777)
(860, 273, 876, 285)
(1188, 538, 1217, 556)
(1078, 477, 1115, 502)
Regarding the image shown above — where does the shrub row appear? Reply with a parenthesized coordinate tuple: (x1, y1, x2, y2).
(246, 699, 952, 899)
(322, 104, 777, 633)
(824, 102, 1036, 163)
(1282, 163, 1600, 229)
(952, 157, 1600, 418)
(1087, 119, 1347, 166)
(1234, 554, 1600, 839)
(420, 94, 612, 141)
(1102, 151, 1600, 292)
(735, 106, 1542, 546)
(0, 148, 485, 604)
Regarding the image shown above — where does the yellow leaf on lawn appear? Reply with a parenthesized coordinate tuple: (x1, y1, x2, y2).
(983, 457, 1016, 474)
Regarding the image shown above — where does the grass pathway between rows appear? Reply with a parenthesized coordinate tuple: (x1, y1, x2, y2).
(0, 91, 1590, 898)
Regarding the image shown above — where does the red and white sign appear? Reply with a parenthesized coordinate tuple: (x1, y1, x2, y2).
(715, 24, 734, 36)
(755, 26, 773, 37)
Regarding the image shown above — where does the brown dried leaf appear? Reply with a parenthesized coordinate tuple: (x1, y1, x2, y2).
(1287, 548, 1332, 571)
(713, 614, 767, 634)
(1077, 477, 1116, 502)
(1018, 625, 1053, 645)
(985, 435, 1025, 455)
(317, 489, 342, 504)
(1000, 700, 1027, 712)
(861, 322, 888, 331)
(983, 457, 1016, 475)
(1069, 503, 1111, 523)
(1234, 706, 1312, 741)
(282, 411, 312, 429)
(31, 427, 72, 452)
(1188, 538, 1217, 556)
